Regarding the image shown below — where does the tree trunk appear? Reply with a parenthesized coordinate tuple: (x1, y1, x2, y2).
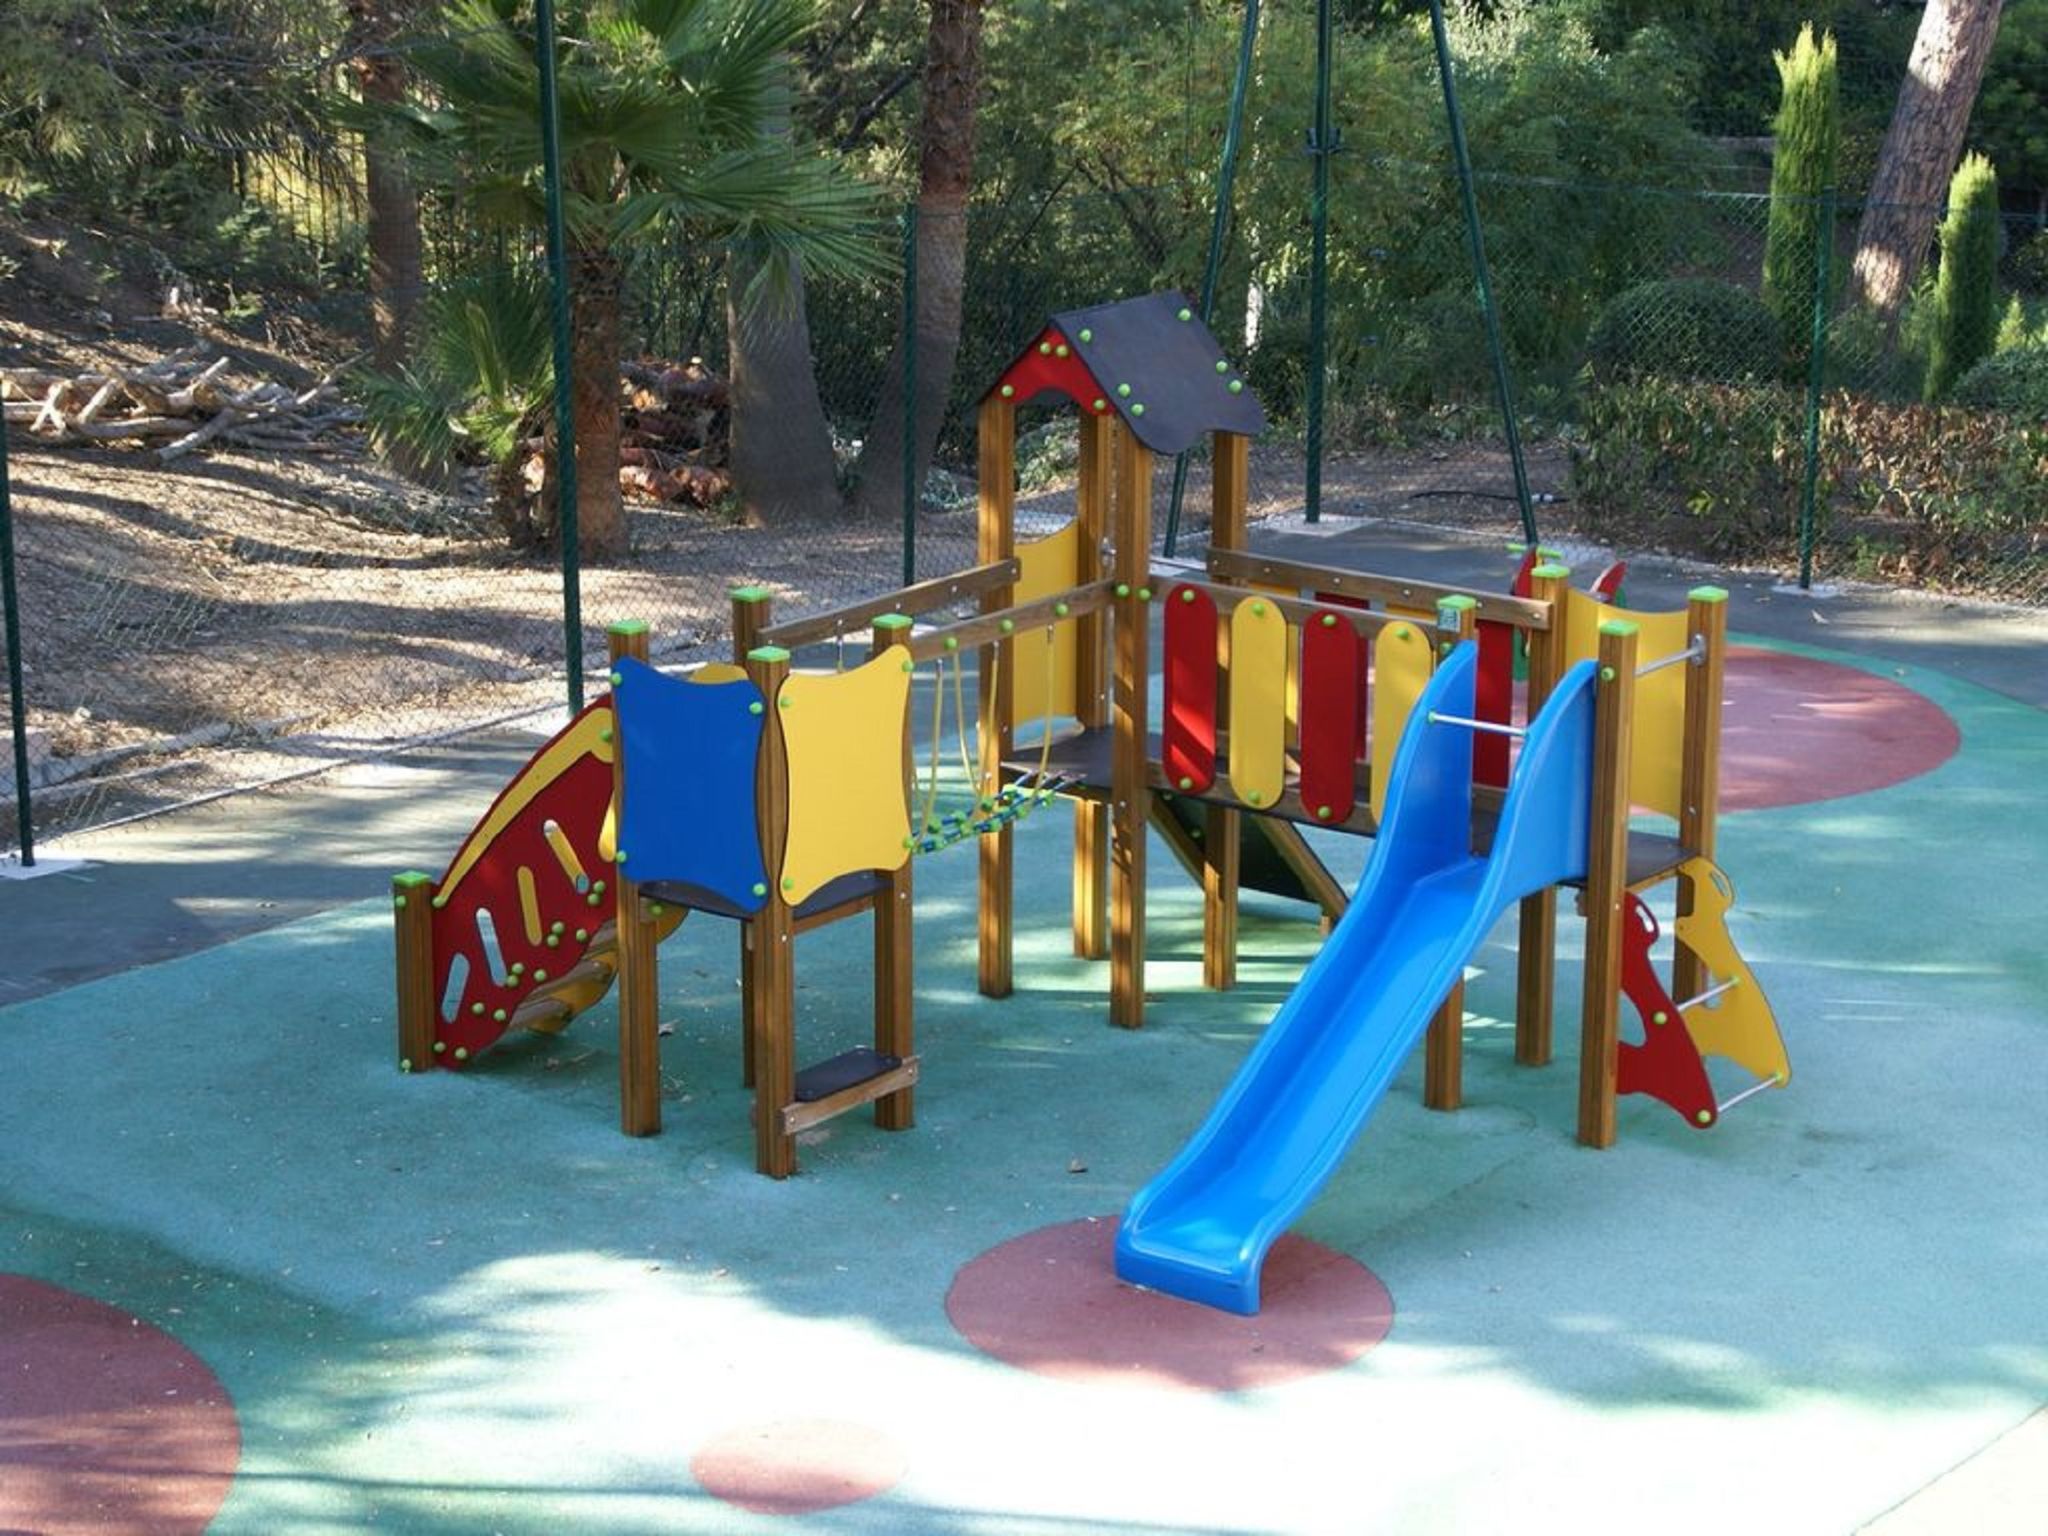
(346, 0, 424, 370)
(727, 247, 842, 526)
(569, 249, 628, 559)
(851, 0, 985, 526)
(1847, 0, 2006, 320)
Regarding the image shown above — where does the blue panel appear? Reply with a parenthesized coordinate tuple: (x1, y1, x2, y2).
(612, 658, 768, 912)
(1115, 643, 1601, 1314)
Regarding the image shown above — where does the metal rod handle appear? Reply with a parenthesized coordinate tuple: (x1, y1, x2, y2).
(1426, 711, 1526, 739)
(1636, 637, 1706, 679)
(1677, 978, 1739, 1012)
(1716, 1073, 1783, 1116)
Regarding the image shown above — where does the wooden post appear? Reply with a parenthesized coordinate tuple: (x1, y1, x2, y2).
(393, 871, 438, 1072)
(730, 586, 773, 1087)
(1423, 595, 1479, 1111)
(607, 621, 663, 1138)
(1673, 586, 1728, 1006)
(1578, 620, 1639, 1150)
(1202, 429, 1250, 991)
(745, 643, 798, 1177)
(872, 615, 916, 1132)
(1071, 411, 1113, 959)
(977, 396, 1017, 998)
(1109, 431, 1154, 1029)
(1515, 565, 1569, 1067)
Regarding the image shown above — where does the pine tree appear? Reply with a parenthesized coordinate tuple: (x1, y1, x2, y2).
(1925, 152, 2003, 399)
(1762, 24, 1840, 365)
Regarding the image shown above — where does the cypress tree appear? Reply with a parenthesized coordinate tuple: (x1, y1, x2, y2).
(1925, 153, 2003, 400)
(1762, 25, 1841, 367)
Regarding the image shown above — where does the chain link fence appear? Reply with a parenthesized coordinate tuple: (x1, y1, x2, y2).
(6, 148, 2045, 859)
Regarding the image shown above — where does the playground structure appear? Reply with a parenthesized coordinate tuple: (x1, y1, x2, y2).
(391, 293, 1788, 1299)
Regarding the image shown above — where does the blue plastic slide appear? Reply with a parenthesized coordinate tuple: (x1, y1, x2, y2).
(1115, 641, 1601, 1314)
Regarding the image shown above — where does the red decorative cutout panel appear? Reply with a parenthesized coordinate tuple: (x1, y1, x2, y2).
(1615, 893, 1717, 1128)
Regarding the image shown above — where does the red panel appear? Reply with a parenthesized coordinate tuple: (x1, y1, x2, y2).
(1508, 547, 1540, 598)
(1475, 620, 1515, 789)
(1162, 584, 1218, 794)
(993, 327, 1110, 416)
(1298, 613, 1362, 824)
(428, 703, 618, 1067)
(1615, 893, 1717, 1128)
(1315, 592, 1373, 763)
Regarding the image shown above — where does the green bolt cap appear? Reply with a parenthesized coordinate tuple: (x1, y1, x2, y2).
(901, 659, 914, 672)
(1652, 1011, 1667, 1025)
(748, 700, 764, 714)
(1252, 601, 1266, 616)
(575, 928, 588, 942)
(1178, 776, 1193, 790)
(1079, 328, 1093, 342)
(394, 894, 407, 909)
(435, 1040, 448, 1053)
(1054, 601, 1070, 617)
(1000, 383, 1015, 398)
(1178, 307, 1193, 321)
(1600, 666, 1616, 681)
(752, 881, 767, 897)
(1138, 587, 1151, 601)
(400, 1058, 412, 1073)
(1228, 380, 1244, 394)
(551, 920, 565, 934)
(1055, 343, 1070, 357)
(999, 618, 1015, 633)
(599, 728, 613, 744)
(1092, 397, 1107, 412)
(1695, 1109, 1713, 1125)
(454, 1046, 469, 1062)
(1321, 613, 1337, 627)
(1317, 805, 1332, 820)
(1180, 588, 1196, 602)
(534, 968, 549, 982)
(546, 934, 560, 948)
(609, 671, 622, 687)
(431, 894, 448, 909)
(1248, 790, 1264, 806)
(1215, 360, 1229, 374)
(1116, 582, 1131, 597)
(594, 880, 606, 893)
(782, 877, 795, 891)
(1117, 383, 1132, 397)
(1038, 341, 1052, 355)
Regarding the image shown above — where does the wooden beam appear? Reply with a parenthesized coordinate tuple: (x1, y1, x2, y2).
(1211, 430, 1249, 554)
(746, 643, 799, 1177)
(730, 588, 771, 1088)
(1425, 596, 1479, 1112)
(607, 621, 663, 1138)
(1209, 549, 1551, 630)
(977, 396, 1017, 999)
(1202, 802, 1240, 991)
(1151, 572, 1407, 640)
(1579, 620, 1639, 1150)
(1072, 411, 1113, 960)
(392, 871, 438, 1072)
(872, 615, 916, 1132)
(757, 560, 1021, 651)
(1110, 429, 1154, 1028)
(1515, 564, 1568, 1067)
(905, 582, 1114, 661)
(1673, 586, 1729, 1007)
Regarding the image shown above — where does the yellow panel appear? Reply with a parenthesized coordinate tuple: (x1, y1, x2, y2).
(1227, 597, 1289, 809)
(1673, 857, 1791, 1086)
(1559, 587, 1692, 819)
(441, 707, 615, 901)
(1371, 621, 1432, 815)
(778, 652, 913, 904)
(689, 661, 749, 685)
(1010, 519, 1082, 730)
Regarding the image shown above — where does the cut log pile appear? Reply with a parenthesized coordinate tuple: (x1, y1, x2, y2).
(2, 345, 363, 464)
(616, 355, 732, 508)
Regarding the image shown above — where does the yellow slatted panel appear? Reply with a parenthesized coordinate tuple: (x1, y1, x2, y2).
(778, 651, 912, 904)
(1673, 857, 1791, 1085)
(1010, 519, 1082, 730)
(1227, 596, 1288, 809)
(1371, 621, 1432, 815)
(1560, 588, 1691, 819)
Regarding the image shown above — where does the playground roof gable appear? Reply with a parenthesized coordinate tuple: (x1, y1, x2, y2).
(985, 291, 1266, 456)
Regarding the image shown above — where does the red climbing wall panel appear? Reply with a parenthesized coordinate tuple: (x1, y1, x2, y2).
(1615, 892, 1717, 1128)
(1298, 613, 1362, 825)
(1162, 584, 1218, 794)
(427, 703, 620, 1067)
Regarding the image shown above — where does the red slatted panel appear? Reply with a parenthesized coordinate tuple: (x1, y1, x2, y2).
(1314, 592, 1372, 763)
(1298, 612, 1362, 825)
(1162, 585, 1218, 794)
(1475, 619, 1515, 789)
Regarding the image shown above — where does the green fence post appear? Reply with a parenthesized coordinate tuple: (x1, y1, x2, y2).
(1303, 0, 1337, 526)
(1798, 184, 1836, 592)
(901, 203, 918, 587)
(0, 412, 32, 865)
(1428, 0, 1537, 549)
(1164, 0, 1261, 557)
(536, 0, 584, 712)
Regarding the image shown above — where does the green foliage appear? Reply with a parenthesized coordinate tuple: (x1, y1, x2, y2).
(1586, 279, 1781, 383)
(1761, 25, 1838, 363)
(1971, 0, 2048, 198)
(355, 264, 556, 476)
(1925, 153, 2003, 401)
(1952, 342, 2048, 416)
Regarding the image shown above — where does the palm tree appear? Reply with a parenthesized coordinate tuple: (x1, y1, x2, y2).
(391, 0, 884, 558)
